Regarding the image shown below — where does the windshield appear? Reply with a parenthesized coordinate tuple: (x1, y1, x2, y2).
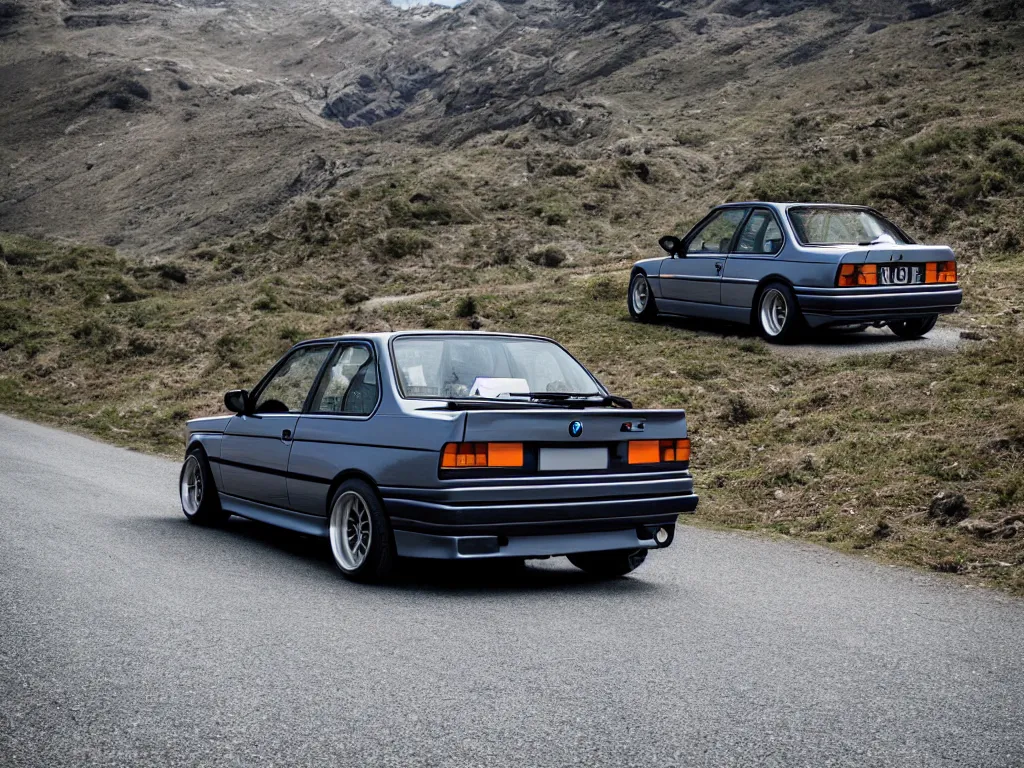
(392, 335, 603, 400)
(788, 207, 910, 246)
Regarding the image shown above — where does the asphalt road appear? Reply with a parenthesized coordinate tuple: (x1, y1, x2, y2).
(2, 415, 1022, 768)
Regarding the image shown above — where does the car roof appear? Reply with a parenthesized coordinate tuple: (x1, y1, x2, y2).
(292, 330, 557, 347)
(713, 201, 875, 211)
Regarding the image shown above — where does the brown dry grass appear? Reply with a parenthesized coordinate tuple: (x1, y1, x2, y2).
(2, 2, 1024, 593)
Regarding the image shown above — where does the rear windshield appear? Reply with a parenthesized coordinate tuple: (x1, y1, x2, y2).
(788, 207, 910, 246)
(392, 336, 602, 400)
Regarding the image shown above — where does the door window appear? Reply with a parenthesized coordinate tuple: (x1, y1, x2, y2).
(735, 210, 784, 255)
(253, 346, 331, 414)
(309, 344, 379, 416)
(687, 209, 748, 255)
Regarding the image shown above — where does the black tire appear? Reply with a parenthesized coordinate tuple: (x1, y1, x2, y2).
(567, 548, 648, 578)
(888, 315, 938, 339)
(327, 479, 395, 583)
(628, 272, 658, 323)
(755, 281, 804, 343)
(179, 447, 230, 526)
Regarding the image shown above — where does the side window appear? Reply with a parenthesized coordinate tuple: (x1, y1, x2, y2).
(310, 344, 378, 416)
(253, 346, 332, 414)
(687, 209, 748, 255)
(735, 210, 784, 255)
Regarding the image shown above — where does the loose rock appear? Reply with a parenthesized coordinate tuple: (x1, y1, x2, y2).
(928, 492, 970, 525)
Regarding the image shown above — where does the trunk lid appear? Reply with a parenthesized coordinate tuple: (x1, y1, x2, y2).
(461, 407, 687, 444)
(840, 243, 955, 265)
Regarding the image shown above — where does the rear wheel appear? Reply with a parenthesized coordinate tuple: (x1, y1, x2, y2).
(328, 479, 395, 583)
(567, 549, 648, 578)
(756, 282, 803, 343)
(888, 315, 938, 339)
(628, 272, 658, 323)
(179, 448, 230, 525)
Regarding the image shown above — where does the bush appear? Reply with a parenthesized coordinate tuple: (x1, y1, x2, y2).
(72, 319, 120, 348)
(589, 276, 619, 300)
(375, 230, 434, 259)
(550, 160, 585, 177)
(987, 139, 1024, 180)
(108, 278, 146, 304)
(455, 295, 477, 318)
(157, 263, 188, 284)
(342, 285, 370, 305)
(252, 286, 280, 312)
(527, 246, 567, 268)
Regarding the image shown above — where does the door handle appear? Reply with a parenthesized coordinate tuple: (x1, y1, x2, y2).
(715, 262, 723, 273)
(281, 429, 292, 442)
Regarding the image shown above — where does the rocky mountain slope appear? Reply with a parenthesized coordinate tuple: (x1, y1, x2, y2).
(3, 0, 1019, 256)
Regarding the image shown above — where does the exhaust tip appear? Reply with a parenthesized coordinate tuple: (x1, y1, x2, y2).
(655, 527, 670, 545)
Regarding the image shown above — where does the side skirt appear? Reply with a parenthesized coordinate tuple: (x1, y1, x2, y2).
(219, 493, 328, 538)
(657, 298, 750, 324)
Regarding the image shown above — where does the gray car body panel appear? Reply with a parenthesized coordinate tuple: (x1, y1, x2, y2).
(184, 331, 698, 559)
(633, 202, 963, 328)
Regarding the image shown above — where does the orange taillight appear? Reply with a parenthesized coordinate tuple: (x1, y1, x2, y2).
(837, 263, 878, 287)
(628, 439, 691, 465)
(930, 260, 956, 283)
(441, 442, 524, 469)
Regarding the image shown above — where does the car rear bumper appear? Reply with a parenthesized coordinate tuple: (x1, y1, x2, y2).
(794, 285, 963, 328)
(393, 525, 675, 560)
(381, 471, 698, 540)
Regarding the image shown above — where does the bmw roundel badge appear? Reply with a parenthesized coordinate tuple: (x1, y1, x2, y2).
(569, 420, 583, 438)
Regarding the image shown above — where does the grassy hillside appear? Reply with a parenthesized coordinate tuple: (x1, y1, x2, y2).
(1, 0, 1023, 592)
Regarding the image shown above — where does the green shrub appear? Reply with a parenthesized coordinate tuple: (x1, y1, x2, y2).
(455, 295, 477, 318)
(375, 230, 434, 259)
(72, 319, 120, 348)
(589, 276, 619, 300)
(108, 278, 145, 304)
(987, 139, 1024, 180)
(550, 160, 585, 177)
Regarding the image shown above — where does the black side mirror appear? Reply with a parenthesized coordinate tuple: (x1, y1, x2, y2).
(224, 389, 250, 415)
(659, 235, 684, 257)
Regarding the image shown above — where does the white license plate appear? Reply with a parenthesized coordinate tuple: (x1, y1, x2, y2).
(538, 447, 608, 472)
(879, 265, 923, 285)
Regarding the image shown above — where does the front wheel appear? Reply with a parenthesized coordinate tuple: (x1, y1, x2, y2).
(328, 479, 395, 583)
(756, 282, 803, 343)
(567, 549, 648, 578)
(179, 448, 230, 525)
(628, 272, 658, 322)
(888, 315, 938, 339)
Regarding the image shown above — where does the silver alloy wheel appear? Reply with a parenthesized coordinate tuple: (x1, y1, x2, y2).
(180, 455, 203, 515)
(759, 288, 788, 337)
(330, 491, 373, 572)
(631, 275, 649, 314)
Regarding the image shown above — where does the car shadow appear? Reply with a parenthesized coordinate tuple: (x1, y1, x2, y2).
(652, 315, 954, 351)
(139, 514, 663, 596)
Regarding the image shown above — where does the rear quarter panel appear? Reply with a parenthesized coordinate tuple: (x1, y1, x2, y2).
(722, 245, 842, 308)
(286, 410, 465, 516)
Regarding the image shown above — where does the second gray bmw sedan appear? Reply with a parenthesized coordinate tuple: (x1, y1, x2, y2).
(628, 202, 963, 342)
(180, 332, 698, 582)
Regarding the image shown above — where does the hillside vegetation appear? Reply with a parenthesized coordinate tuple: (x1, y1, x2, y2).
(1, 0, 1023, 592)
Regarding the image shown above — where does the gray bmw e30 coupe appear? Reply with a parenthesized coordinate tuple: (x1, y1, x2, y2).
(180, 331, 698, 582)
(628, 202, 963, 342)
